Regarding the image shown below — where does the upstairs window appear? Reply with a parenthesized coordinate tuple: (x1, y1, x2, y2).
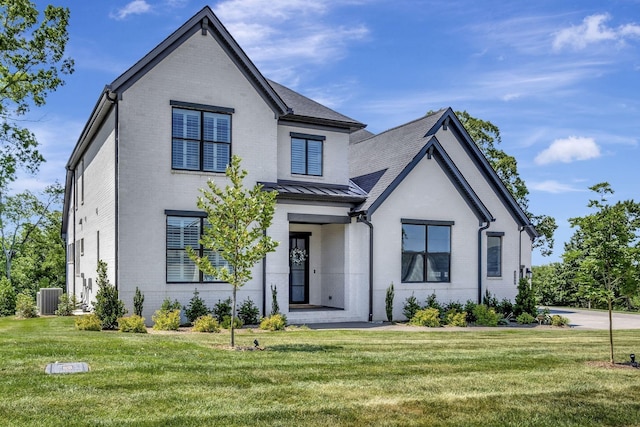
(291, 132, 324, 176)
(401, 220, 453, 283)
(171, 101, 233, 172)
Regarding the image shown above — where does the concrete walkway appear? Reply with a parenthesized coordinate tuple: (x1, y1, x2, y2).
(302, 307, 640, 331)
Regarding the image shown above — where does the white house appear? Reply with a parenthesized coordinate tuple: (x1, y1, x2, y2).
(62, 6, 536, 324)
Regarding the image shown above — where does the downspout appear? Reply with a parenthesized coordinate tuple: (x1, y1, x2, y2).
(357, 213, 374, 322)
(518, 226, 524, 280)
(106, 90, 119, 290)
(71, 170, 76, 297)
(262, 230, 267, 317)
(477, 221, 490, 304)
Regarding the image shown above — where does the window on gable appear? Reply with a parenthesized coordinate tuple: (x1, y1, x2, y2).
(166, 214, 232, 283)
(291, 133, 324, 176)
(487, 233, 503, 277)
(401, 220, 452, 283)
(171, 104, 232, 172)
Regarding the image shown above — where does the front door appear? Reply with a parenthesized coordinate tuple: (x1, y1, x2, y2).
(289, 233, 310, 304)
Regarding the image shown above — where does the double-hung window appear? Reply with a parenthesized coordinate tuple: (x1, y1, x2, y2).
(171, 101, 233, 172)
(401, 220, 453, 283)
(291, 132, 324, 176)
(487, 232, 503, 277)
(166, 212, 232, 283)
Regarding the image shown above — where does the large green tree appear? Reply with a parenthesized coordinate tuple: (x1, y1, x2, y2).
(0, 0, 73, 186)
(564, 183, 640, 363)
(188, 155, 279, 347)
(0, 182, 62, 283)
(457, 111, 557, 257)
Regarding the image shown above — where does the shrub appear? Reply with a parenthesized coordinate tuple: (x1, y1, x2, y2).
(238, 297, 259, 325)
(0, 277, 16, 317)
(212, 298, 232, 322)
(192, 314, 221, 333)
(464, 300, 478, 323)
(55, 293, 77, 316)
(514, 277, 537, 317)
(385, 282, 394, 322)
(516, 312, 535, 324)
(444, 301, 464, 313)
(133, 287, 144, 317)
(75, 314, 102, 331)
(550, 314, 570, 327)
(497, 298, 514, 317)
(483, 289, 499, 309)
(402, 294, 421, 321)
(152, 309, 181, 331)
(260, 313, 287, 331)
(118, 315, 147, 333)
(425, 292, 443, 312)
(472, 305, 500, 326)
(161, 298, 182, 312)
(184, 289, 210, 324)
(94, 261, 126, 329)
(445, 309, 467, 327)
(15, 292, 38, 318)
(410, 308, 440, 327)
(221, 315, 243, 330)
(270, 284, 280, 316)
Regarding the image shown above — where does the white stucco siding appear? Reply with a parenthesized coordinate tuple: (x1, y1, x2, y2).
(277, 124, 350, 185)
(371, 154, 482, 321)
(434, 127, 532, 301)
(69, 108, 117, 308)
(115, 30, 279, 318)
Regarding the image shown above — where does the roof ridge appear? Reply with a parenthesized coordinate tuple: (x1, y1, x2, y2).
(351, 108, 448, 145)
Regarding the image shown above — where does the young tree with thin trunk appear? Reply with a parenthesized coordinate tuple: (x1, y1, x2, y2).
(188, 155, 278, 347)
(564, 183, 640, 363)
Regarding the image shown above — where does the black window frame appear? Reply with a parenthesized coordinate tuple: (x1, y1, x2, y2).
(290, 132, 324, 176)
(170, 101, 234, 173)
(487, 232, 504, 278)
(165, 210, 230, 284)
(401, 219, 453, 283)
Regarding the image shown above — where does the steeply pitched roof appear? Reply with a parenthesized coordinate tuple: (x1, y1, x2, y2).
(349, 108, 536, 236)
(268, 80, 365, 131)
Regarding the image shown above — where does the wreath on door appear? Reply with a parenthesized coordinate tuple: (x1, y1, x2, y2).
(290, 248, 308, 265)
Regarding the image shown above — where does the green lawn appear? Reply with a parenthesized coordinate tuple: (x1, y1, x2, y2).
(1, 316, 639, 426)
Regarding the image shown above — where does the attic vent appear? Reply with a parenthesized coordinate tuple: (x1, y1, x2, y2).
(202, 17, 208, 35)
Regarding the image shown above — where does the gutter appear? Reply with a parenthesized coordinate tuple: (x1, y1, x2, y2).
(357, 213, 374, 322)
(477, 221, 491, 303)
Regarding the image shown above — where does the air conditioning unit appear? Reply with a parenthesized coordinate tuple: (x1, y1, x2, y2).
(37, 288, 63, 315)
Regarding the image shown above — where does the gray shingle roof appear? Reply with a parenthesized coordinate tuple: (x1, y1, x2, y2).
(268, 79, 365, 131)
(349, 109, 447, 212)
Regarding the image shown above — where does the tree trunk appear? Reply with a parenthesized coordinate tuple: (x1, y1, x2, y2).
(608, 297, 614, 364)
(231, 286, 237, 348)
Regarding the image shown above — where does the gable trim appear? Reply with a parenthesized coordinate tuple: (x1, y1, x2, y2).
(366, 136, 494, 223)
(109, 7, 288, 116)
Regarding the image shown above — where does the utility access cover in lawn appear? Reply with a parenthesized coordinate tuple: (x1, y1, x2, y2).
(45, 362, 90, 374)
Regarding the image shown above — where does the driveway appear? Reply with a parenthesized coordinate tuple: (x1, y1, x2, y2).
(547, 307, 640, 330)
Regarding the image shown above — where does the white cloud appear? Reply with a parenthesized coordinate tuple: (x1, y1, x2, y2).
(110, 0, 152, 20)
(529, 180, 585, 194)
(213, 0, 369, 86)
(534, 136, 601, 165)
(553, 14, 640, 51)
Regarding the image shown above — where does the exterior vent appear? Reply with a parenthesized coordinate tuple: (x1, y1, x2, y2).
(37, 288, 63, 315)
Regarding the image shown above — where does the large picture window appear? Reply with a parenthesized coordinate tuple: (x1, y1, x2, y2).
(171, 103, 232, 172)
(401, 220, 452, 283)
(166, 215, 231, 283)
(487, 233, 503, 277)
(291, 132, 324, 176)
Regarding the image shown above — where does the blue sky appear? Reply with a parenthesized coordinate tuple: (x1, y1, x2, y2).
(23, 0, 640, 265)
